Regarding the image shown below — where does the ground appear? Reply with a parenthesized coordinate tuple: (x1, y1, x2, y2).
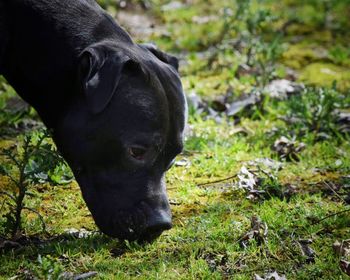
(0, 0, 350, 279)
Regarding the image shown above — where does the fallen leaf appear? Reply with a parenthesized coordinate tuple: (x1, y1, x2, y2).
(298, 239, 316, 263)
(59, 271, 98, 280)
(187, 91, 204, 111)
(340, 260, 350, 276)
(248, 158, 283, 172)
(337, 110, 350, 134)
(226, 94, 260, 117)
(235, 163, 284, 200)
(237, 166, 259, 191)
(273, 136, 306, 161)
(73, 271, 98, 280)
(254, 271, 287, 280)
(333, 239, 350, 257)
(201, 252, 229, 273)
(10, 269, 37, 280)
(239, 215, 268, 248)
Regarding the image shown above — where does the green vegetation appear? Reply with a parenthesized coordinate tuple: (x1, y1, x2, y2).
(0, 130, 72, 238)
(1, 0, 350, 279)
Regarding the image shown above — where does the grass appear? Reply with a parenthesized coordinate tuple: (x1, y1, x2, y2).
(1, 0, 350, 279)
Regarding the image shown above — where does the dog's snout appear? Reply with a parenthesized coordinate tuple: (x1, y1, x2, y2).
(138, 209, 172, 242)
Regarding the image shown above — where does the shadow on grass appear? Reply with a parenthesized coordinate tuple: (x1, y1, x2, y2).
(1, 232, 128, 259)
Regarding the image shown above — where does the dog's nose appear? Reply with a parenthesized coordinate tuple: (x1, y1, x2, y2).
(139, 210, 172, 242)
(148, 213, 172, 232)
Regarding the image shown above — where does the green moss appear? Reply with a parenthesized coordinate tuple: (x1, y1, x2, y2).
(183, 73, 233, 99)
(282, 43, 329, 69)
(299, 63, 350, 90)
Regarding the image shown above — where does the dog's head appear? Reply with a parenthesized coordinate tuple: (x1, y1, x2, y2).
(53, 42, 187, 241)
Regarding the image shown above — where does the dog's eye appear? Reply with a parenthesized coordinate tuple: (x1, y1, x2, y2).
(128, 146, 147, 160)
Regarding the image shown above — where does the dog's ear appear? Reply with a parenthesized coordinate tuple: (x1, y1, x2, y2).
(79, 47, 130, 114)
(141, 43, 179, 71)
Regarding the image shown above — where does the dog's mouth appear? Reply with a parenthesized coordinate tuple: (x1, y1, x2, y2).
(90, 200, 172, 242)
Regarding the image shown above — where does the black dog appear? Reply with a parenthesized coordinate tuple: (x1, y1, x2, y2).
(0, 0, 187, 241)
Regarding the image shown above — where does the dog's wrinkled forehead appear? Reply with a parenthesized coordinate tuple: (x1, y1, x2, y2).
(143, 55, 186, 124)
(84, 44, 187, 148)
(123, 46, 185, 123)
(116, 73, 168, 128)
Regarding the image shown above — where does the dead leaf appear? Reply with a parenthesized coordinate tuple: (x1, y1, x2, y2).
(333, 240, 342, 255)
(73, 271, 98, 280)
(248, 158, 283, 172)
(186, 91, 205, 110)
(282, 184, 298, 200)
(298, 239, 316, 263)
(340, 260, 350, 276)
(236, 163, 283, 200)
(333, 239, 350, 257)
(273, 136, 306, 161)
(337, 110, 350, 134)
(10, 269, 37, 280)
(237, 166, 259, 191)
(59, 271, 98, 280)
(226, 94, 260, 117)
(200, 252, 229, 273)
(239, 215, 268, 248)
(254, 271, 287, 280)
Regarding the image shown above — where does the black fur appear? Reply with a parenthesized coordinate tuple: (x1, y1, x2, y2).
(0, 0, 187, 241)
